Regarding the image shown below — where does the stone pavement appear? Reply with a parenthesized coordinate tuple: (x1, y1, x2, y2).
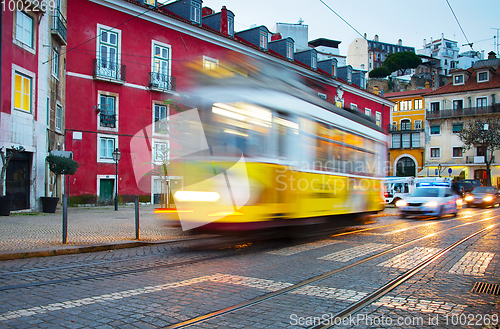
(0, 203, 189, 260)
(0, 204, 399, 261)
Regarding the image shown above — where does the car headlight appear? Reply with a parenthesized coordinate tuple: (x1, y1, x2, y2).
(456, 199, 463, 207)
(423, 201, 438, 208)
(395, 200, 407, 207)
(483, 196, 493, 202)
(464, 195, 474, 202)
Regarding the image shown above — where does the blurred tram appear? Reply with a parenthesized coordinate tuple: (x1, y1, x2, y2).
(164, 61, 387, 234)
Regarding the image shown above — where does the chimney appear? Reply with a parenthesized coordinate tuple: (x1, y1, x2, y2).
(374, 34, 379, 42)
(398, 39, 402, 46)
(423, 39, 426, 47)
(202, 7, 214, 17)
(220, 6, 228, 37)
(481, 50, 485, 59)
(488, 51, 497, 59)
(271, 33, 282, 41)
(441, 33, 444, 41)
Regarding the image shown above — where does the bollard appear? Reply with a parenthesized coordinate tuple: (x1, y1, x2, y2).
(62, 194, 68, 244)
(135, 195, 140, 240)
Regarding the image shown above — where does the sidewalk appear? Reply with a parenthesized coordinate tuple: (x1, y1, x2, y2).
(0, 205, 399, 261)
(0, 203, 188, 260)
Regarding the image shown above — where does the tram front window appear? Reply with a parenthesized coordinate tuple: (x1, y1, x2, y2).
(206, 102, 271, 158)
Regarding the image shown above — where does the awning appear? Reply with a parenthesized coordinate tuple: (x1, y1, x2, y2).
(418, 167, 439, 177)
(491, 166, 500, 176)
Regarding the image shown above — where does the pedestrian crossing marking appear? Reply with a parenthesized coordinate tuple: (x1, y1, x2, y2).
(318, 243, 392, 262)
(377, 247, 441, 269)
(448, 251, 494, 276)
(267, 239, 343, 256)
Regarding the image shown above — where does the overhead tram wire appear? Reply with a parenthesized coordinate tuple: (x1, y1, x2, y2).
(445, 0, 474, 52)
(318, 0, 365, 39)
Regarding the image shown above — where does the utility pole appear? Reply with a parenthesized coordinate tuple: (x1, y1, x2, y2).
(492, 28, 500, 55)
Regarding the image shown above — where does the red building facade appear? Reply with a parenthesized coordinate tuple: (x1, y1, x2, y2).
(65, 0, 393, 203)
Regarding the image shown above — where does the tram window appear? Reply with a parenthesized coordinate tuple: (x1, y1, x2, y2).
(206, 102, 272, 158)
(275, 113, 298, 161)
(331, 128, 345, 172)
(315, 123, 332, 171)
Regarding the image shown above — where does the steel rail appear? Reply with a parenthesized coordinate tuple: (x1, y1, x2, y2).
(165, 215, 499, 329)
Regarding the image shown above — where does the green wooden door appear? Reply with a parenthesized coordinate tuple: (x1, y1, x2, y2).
(99, 179, 114, 204)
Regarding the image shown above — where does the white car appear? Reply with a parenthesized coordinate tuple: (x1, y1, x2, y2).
(396, 186, 462, 219)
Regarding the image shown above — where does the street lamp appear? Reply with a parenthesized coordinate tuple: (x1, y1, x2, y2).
(112, 148, 121, 211)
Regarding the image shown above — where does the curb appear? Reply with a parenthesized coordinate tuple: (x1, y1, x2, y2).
(0, 241, 157, 261)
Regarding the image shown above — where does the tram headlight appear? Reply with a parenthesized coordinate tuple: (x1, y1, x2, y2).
(174, 191, 221, 202)
(395, 199, 407, 208)
(423, 201, 438, 208)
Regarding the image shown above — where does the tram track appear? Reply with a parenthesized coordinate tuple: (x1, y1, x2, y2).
(0, 221, 405, 291)
(164, 215, 500, 328)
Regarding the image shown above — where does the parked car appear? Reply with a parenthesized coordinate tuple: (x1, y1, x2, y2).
(452, 181, 474, 196)
(458, 179, 482, 191)
(396, 186, 462, 219)
(464, 186, 500, 208)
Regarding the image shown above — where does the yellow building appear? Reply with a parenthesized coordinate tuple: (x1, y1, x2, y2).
(384, 89, 433, 177)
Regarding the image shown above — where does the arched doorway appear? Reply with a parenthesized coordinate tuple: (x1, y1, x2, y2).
(396, 156, 416, 177)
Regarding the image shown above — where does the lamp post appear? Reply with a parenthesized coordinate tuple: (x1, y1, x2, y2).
(112, 148, 121, 211)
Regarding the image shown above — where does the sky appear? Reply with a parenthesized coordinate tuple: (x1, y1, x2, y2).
(194, 0, 500, 57)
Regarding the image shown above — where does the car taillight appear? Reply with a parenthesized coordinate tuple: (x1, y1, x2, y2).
(384, 192, 389, 197)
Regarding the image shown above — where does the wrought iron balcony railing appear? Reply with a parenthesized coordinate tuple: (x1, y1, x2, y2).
(100, 113, 116, 128)
(388, 123, 424, 132)
(466, 156, 495, 164)
(93, 59, 126, 83)
(427, 104, 500, 120)
(51, 8, 67, 44)
(149, 72, 176, 91)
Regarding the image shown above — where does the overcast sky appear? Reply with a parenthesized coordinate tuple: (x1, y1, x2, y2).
(199, 0, 500, 56)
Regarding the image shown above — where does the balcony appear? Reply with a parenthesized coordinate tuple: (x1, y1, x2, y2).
(149, 72, 176, 92)
(51, 9, 67, 45)
(427, 104, 500, 120)
(93, 59, 126, 83)
(465, 156, 495, 164)
(388, 123, 424, 132)
(99, 113, 116, 128)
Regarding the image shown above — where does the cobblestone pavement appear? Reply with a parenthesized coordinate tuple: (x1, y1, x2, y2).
(0, 204, 187, 252)
(0, 206, 498, 328)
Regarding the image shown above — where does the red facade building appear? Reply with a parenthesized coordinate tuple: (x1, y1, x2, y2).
(64, 0, 393, 203)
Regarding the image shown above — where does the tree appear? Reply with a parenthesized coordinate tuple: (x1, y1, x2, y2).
(46, 154, 79, 197)
(457, 117, 500, 186)
(369, 66, 391, 78)
(382, 52, 422, 76)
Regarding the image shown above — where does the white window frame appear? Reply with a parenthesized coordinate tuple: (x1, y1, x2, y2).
(11, 64, 35, 115)
(364, 108, 370, 116)
(476, 97, 487, 108)
(151, 40, 172, 90)
(260, 30, 268, 50)
(414, 120, 422, 130)
(97, 133, 118, 164)
(97, 91, 119, 132)
(392, 134, 401, 148)
(52, 48, 59, 78)
(55, 103, 63, 132)
(430, 147, 441, 159)
(96, 24, 122, 78)
(203, 56, 219, 70)
(14, 10, 34, 52)
(453, 74, 464, 85)
(477, 71, 489, 83)
(152, 140, 170, 164)
(153, 102, 170, 136)
(227, 15, 234, 37)
(411, 132, 420, 148)
(350, 103, 357, 111)
(430, 102, 440, 111)
(311, 52, 317, 70)
(375, 111, 381, 126)
(286, 42, 293, 60)
(452, 99, 464, 110)
(452, 146, 463, 158)
(190, 1, 201, 24)
(414, 99, 423, 110)
(452, 123, 463, 133)
(317, 93, 327, 100)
